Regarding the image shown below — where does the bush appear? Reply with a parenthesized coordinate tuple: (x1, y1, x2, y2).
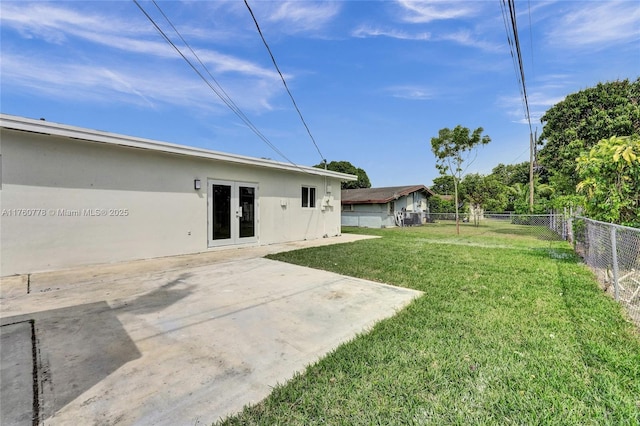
(576, 135, 640, 227)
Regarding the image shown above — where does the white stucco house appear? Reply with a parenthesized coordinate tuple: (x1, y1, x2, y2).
(341, 185, 435, 228)
(0, 114, 356, 276)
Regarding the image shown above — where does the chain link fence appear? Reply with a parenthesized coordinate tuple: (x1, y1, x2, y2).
(484, 213, 570, 241)
(426, 212, 461, 222)
(424, 212, 640, 326)
(428, 212, 570, 241)
(571, 216, 640, 326)
(482, 213, 639, 326)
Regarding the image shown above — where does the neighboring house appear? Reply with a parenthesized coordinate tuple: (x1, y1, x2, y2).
(0, 114, 356, 276)
(341, 185, 435, 228)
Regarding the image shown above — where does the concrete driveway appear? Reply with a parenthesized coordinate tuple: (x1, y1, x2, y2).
(1, 235, 422, 425)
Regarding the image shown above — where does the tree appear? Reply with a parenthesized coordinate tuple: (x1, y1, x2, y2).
(510, 181, 554, 214)
(576, 135, 640, 227)
(314, 160, 371, 189)
(429, 175, 458, 215)
(462, 173, 506, 224)
(430, 125, 491, 234)
(431, 175, 456, 195)
(490, 162, 530, 187)
(428, 195, 456, 213)
(538, 78, 640, 195)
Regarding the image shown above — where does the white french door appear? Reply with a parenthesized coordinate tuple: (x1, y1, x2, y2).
(208, 179, 258, 247)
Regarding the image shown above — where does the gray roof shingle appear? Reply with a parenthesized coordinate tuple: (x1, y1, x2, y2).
(341, 185, 434, 204)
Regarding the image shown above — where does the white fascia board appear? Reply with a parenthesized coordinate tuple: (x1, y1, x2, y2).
(0, 114, 357, 182)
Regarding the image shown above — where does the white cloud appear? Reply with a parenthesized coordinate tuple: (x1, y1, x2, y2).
(0, 50, 282, 113)
(526, 92, 565, 109)
(497, 90, 565, 125)
(1, 52, 200, 108)
(266, 1, 341, 32)
(532, 74, 574, 91)
(352, 24, 499, 52)
(0, 2, 143, 43)
(387, 85, 435, 100)
(352, 2, 498, 51)
(437, 30, 501, 52)
(0, 2, 280, 80)
(396, 0, 480, 23)
(0, 1, 286, 112)
(547, 1, 640, 49)
(352, 25, 431, 40)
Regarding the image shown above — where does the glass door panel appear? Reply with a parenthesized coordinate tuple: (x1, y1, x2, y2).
(238, 186, 255, 238)
(212, 184, 232, 240)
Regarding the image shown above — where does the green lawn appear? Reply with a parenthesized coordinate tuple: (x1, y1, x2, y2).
(218, 222, 640, 425)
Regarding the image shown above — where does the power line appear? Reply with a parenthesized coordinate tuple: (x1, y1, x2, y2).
(510, 147, 529, 163)
(499, 0, 535, 213)
(132, 0, 305, 171)
(150, 1, 249, 130)
(499, 1, 526, 123)
(509, 0, 532, 132)
(500, 0, 533, 133)
(243, 0, 326, 163)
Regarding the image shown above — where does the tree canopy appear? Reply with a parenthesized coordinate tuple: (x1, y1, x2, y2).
(462, 173, 506, 220)
(491, 162, 530, 187)
(576, 135, 640, 227)
(430, 175, 456, 195)
(430, 163, 554, 214)
(538, 78, 640, 195)
(313, 160, 371, 189)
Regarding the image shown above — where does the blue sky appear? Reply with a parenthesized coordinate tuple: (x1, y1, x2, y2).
(2, 1, 639, 187)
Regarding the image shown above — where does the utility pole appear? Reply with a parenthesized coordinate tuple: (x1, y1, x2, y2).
(529, 131, 534, 213)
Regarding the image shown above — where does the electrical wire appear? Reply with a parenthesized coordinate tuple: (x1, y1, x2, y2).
(501, 0, 533, 134)
(243, 0, 326, 164)
(510, 147, 529, 163)
(500, 0, 536, 212)
(500, 1, 527, 123)
(132, 0, 308, 172)
(509, 0, 533, 133)
(150, 1, 251, 135)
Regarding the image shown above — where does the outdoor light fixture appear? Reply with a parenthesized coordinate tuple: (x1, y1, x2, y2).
(194, 179, 201, 190)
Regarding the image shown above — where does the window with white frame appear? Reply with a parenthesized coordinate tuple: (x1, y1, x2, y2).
(301, 186, 316, 208)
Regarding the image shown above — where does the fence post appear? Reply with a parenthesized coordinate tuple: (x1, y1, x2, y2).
(566, 207, 573, 243)
(610, 225, 620, 301)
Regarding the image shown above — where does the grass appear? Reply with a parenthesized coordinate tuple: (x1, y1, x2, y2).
(217, 221, 640, 425)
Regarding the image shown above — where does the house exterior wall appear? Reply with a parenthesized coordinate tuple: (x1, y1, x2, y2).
(400, 193, 428, 212)
(342, 203, 395, 228)
(0, 128, 344, 276)
(341, 192, 429, 228)
(342, 203, 388, 228)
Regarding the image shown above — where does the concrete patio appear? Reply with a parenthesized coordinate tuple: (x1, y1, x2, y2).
(1, 235, 422, 425)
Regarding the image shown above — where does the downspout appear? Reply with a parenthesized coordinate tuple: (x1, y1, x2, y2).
(323, 174, 327, 237)
(321, 159, 328, 238)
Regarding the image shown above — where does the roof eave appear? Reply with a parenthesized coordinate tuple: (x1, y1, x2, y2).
(341, 185, 435, 204)
(342, 198, 391, 205)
